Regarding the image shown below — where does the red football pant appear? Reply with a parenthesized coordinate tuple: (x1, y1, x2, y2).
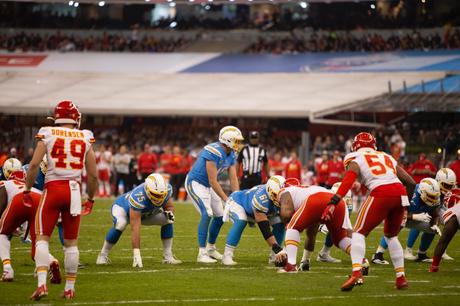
(354, 195, 405, 237)
(287, 192, 348, 247)
(0, 192, 41, 259)
(35, 181, 80, 240)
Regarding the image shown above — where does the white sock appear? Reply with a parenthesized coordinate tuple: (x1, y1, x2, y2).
(48, 253, 57, 264)
(199, 247, 207, 256)
(224, 245, 235, 258)
(385, 236, 405, 277)
(101, 241, 114, 255)
(0, 234, 11, 269)
(35, 240, 50, 287)
(376, 245, 386, 254)
(319, 245, 331, 255)
(64, 246, 79, 291)
(99, 184, 105, 195)
(162, 238, 173, 258)
(338, 237, 352, 255)
(104, 182, 111, 195)
(301, 249, 312, 262)
(351, 232, 365, 272)
(285, 229, 300, 265)
(206, 243, 216, 250)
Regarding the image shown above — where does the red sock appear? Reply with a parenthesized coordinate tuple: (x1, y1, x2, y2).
(432, 256, 441, 267)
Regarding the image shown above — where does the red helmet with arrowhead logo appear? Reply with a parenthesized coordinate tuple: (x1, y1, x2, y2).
(352, 132, 377, 152)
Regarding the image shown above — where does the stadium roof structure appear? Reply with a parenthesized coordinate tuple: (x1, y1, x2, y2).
(4, 0, 376, 4)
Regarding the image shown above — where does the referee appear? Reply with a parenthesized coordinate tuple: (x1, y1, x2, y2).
(237, 131, 269, 189)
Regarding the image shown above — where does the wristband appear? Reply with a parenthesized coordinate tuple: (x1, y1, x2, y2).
(272, 244, 283, 254)
(329, 194, 341, 205)
(257, 220, 273, 241)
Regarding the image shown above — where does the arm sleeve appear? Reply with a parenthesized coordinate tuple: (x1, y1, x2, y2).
(336, 170, 358, 198)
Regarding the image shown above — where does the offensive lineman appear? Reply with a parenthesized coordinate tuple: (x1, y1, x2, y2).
(25, 101, 98, 300)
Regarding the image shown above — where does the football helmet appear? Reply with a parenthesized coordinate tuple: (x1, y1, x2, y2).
(2, 158, 23, 180)
(219, 126, 244, 152)
(352, 132, 377, 152)
(52, 101, 81, 127)
(266, 175, 286, 207)
(8, 169, 26, 182)
(331, 182, 352, 207)
(419, 178, 441, 206)
(435, 168, 456, 195)
(144, 173, 169, 206)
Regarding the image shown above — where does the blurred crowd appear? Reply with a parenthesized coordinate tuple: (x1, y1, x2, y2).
(246, 29, 460, 54)
(0, 31, 191, 52)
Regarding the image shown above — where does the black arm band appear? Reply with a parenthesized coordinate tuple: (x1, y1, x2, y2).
(257, 220, 273, 241)
(272, 244, 283, 254)
(330, 194, 341, 205)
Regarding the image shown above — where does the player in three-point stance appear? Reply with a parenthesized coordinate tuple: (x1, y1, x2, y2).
(96, 173, 181, 266)
(25, 101, 98, 300)
(322, 132, 415, 291)
(185, 126, 242, 263)
(222, 175, 287, 266)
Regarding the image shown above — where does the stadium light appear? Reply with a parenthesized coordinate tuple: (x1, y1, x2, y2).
(421, 0, 426, 3)
(169, 2, 176, 6)
(98, 1, 105, 6)
(74, 1, 79, 7)
(370, 4, 376, 9)
(299, 2, 308, 9)
(167, 0, 173, 2)
(169, 21, 177, 28)
(208, 0, 213, 2)
(68, 0, 74, 6)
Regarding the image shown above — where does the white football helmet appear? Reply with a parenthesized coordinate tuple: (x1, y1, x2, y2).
(419, 178, 441, 206)
(2, 158, 23, 180)
(219, 126, 244, 152)
(435, 168, 456, 195)
(331, 182, 352, 207)
(144, 173, 169, 206)
(266, 175, 286, 207)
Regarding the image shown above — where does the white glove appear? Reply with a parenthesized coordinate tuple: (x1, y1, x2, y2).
(431, 225, 442, 236)
(318, 224, 329, 235)
(412, 212, 431, 223)
(164, 210, 175, 224)
(132, 248, 143, 268)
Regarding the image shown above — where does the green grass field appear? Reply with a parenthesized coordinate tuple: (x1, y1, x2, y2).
(1, 199, 460, 305)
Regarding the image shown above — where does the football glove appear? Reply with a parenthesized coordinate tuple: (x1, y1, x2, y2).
(412, 212, 431, 223)
(132, 248, 143, 268)
(431, 225, 442, 236)
(272, 244, 287, 267)
(164, 210, 175, 224)
(81, 199, 94, 216)
(23, 190, 34, 208)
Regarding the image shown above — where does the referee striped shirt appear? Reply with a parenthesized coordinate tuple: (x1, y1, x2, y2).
(237, 145, 268, 175)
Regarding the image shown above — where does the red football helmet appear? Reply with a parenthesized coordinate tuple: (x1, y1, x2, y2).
(8, 170, 26, 182)
(352, 132, 377, 152)
(53, 101, 81, 127)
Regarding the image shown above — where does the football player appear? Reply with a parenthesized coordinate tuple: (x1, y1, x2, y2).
(25, 101, 98, 300)
(322, 132, 415, 291)
(0, 170, 61, 283)
(222, 175, 286, 265)
(278, 185, 354, 273)
(96, 173, 181, 266)
(430, 169, 460, 272)
(1, 158, 22, 181)
(185, 126, 242, 263)
(371, 178, 442, 264)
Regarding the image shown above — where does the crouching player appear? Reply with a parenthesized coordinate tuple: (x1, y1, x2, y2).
(278, 185, 354, 273)
(430, 174, 460, 272)
(372, 178, 442, 264)
(0, 170, 60, 282)
(222, 175, 286, 265)
(97, 173, 181, 266)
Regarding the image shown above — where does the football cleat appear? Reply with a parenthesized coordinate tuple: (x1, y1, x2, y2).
(1, 270, 14, 282)
(49, 261, 61, 284)
(61, 289, 75, 299)
(341, 272, 363, 291)
(361, 258, 370, 276)
(222, 256, 237, 266)
(96, 253, 111, 265)
(197, 253, 217, 264)
(371, 252, 389, 265)
(30, 285, 48, 301)
(78, 262, 87, 269)
(162, 255, 182, 265)
(277, 263, 298, 273)
(317, 252, 341, 263)
(299, 259, 310, 271)
(396, 275, 409, 290)
(404, 248, 417, 260)
(207, 247, 223, 260)
(429, 265, 439, 273)
(442, 253, 454, 261)
(415, 253, 433, 263)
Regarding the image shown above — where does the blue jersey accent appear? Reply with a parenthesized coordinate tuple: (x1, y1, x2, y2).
(113, 183, 173, 218)
(23, 164, 45, 191)
(230, 185, 278, 217)
(409, 184, 437, 214)
(187, 142, 236, 187)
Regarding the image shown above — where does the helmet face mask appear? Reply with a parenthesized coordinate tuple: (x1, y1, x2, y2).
(144, 174, 168, 206)
(435, 168, 456, 195)
(266, 175, 286, 207)
(419, 178, 441, 207)
(8, 170, 26, 182)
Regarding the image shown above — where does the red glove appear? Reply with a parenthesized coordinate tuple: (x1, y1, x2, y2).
(320, 194, 341, 223)
(81, 199, 94, 216)
(23, 190, 34, 208)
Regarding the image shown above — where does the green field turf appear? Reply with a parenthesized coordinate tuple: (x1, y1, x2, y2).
(1, 199, 459, 305)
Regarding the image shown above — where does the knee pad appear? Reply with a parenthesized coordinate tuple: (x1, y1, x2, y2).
(115, 218, 128, 231)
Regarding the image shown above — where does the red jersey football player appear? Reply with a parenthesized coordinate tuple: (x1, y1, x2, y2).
(24, 101, 98, 300)
(322, 132, 415, 291)
(0, 170, 61, 283)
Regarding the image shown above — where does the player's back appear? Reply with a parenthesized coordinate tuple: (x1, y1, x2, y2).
(36, 126, 95, 184)
(280, 185, 332, 211)
(344, 148, 404, 196)
(231, 185, 263, 215)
